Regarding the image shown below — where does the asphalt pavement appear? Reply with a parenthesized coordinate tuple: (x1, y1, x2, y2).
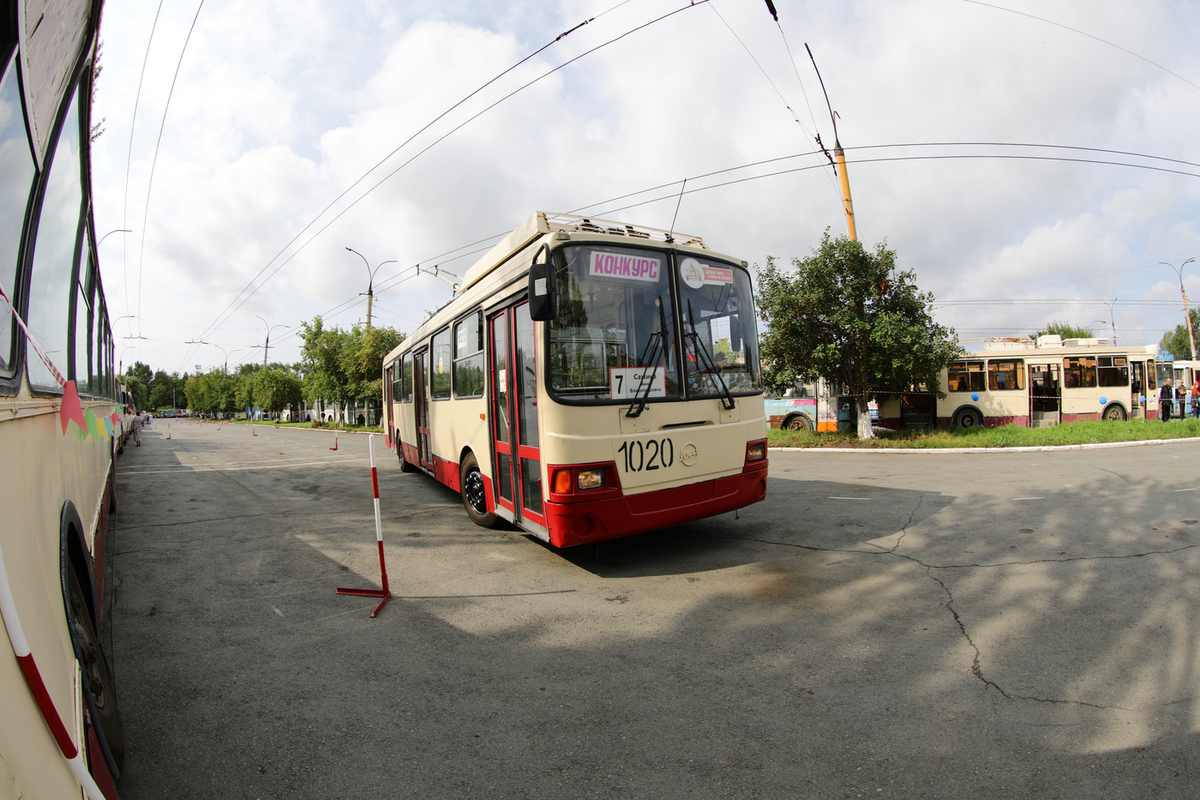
(105, 420, 1200, 798)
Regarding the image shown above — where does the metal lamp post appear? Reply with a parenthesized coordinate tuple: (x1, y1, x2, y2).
(256, 316, 287, 367)
(346, 247, 397, 331)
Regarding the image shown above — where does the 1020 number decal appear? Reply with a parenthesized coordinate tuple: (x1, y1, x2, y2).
(617, 438, 674, 473)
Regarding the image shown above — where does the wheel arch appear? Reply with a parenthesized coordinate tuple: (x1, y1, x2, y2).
(59, 501, 97, 631)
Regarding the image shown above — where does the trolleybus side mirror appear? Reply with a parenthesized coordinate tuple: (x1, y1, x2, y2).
(528, 244, 557, 321)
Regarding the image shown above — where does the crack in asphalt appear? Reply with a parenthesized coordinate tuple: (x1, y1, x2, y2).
(715, 495, 1200, 711)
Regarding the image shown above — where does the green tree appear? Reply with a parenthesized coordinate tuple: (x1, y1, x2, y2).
(122, 374, 148, 410)
(300, 317, 403, 419)
(148, 383, 173, 410)
(1159, 309, 1200, 360)
(756, 232, 960, 439)
(1030, 321, 1096, 341)
(254, 367, 304, 414)
(300, 317, 350, 414)
(185, 370, 237, 415)
(126, 361, 152, 386)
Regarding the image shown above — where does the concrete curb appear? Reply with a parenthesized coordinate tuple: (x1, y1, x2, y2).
(770, 435, 1200, 454)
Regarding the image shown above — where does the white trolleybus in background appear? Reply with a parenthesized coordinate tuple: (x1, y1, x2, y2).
(2, 2, 128, 798)
(876, 336, 1159, 430)
(383, 212, 769, 548)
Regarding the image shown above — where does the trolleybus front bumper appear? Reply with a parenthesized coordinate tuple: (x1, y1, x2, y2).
(543, 461, 768, 548)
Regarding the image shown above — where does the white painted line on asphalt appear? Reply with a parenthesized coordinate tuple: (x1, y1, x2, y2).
(829, 496, 872, 500)
(1012, 496, 1046, 500)
(1175, 488, 1197, 492)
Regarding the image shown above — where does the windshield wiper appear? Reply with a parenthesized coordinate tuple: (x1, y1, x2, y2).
(626, 296, 669, 418)
(685, 299, 735, 410)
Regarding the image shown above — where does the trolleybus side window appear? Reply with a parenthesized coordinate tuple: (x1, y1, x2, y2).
(678, 256, 761, 396)
(0, 55, 37, 378)
(1063, 356, 1096, 389)
(1098, 356, 1129, 387)
(548, 244, 681, 402)
(947, 361, 985, 392)
(25, 86, 85, 393)
(453, 309, 484, 398)
(401, 352, 413, 402)
(431, 328, 451, 400)
(987, 359, 1024, 391)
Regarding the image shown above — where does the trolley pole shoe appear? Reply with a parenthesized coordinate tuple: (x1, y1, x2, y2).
(337, 434, 391, 617)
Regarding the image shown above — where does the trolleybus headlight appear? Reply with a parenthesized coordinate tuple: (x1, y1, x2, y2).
(745, 440, 767, 463)
(576, 468, 606, 490)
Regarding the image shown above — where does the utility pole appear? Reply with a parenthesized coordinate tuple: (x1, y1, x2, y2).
(807, 43, 856, 241)
(1161, 259, 1197, 359)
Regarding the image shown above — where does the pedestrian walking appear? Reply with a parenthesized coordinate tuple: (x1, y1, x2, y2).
(1161, 379, 1174, 421)
(131, 412, 143, 446)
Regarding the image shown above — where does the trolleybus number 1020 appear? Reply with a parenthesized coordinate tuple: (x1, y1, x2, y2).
(617, 437, 675, 473)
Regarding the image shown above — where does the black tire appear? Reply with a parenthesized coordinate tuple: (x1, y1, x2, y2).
(1103, 403, 1127, 422)
(784, 414, 813, 432)
(398, 445, 417, 473)
(460, 451, 497, 528)
(66, 565, 125, 775)
(954, 408, 983, 429)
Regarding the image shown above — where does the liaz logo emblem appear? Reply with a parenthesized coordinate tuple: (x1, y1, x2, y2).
(680, 443, 699, 466)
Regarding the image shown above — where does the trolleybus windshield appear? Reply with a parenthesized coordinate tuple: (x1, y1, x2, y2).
(547, 243, 760, 403)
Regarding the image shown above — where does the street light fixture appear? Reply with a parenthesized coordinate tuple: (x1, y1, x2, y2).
(346, 247, 398, 330)
(1161, 258, 1196, 360)
(256, 315, 288, 367)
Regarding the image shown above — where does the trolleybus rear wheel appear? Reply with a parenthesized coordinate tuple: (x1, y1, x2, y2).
(953, 408, 983, 429)
(784, 414, 813, 432)
(460, 452, 497, 528)
(1103, 403, 1127, 422)
(66, 563, 125, 774)
(398, 447, 416, 473)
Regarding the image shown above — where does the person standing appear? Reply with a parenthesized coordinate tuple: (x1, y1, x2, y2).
(1192, 378, 1200, 419)
(1161, 379, 1174, 421)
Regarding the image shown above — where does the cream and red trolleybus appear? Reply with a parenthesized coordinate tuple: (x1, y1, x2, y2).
(2, 1, 127, 797)
(877, 336, 1159, 429)
(383, 212, 768, 547)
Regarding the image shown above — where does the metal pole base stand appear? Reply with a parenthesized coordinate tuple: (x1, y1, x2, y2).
(336, 585, 391, 618)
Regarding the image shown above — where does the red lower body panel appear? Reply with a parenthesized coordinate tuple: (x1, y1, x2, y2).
(543, 466, 769, 548)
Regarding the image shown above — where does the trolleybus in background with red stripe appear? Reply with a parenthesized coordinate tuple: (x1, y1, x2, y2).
(1, 2, 127, 797)
(382, 212, 768, 548)
(876, 336, 1160, 430)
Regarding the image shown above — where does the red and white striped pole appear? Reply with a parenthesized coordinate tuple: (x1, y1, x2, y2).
(329, 428, 339, 451)
(337, 434, 391, 617)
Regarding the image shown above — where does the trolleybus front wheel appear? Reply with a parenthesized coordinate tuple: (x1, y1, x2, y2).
(460, 452, 497, 528)
(1103, 403, 1127, 422)
(398, 446, 417, 473)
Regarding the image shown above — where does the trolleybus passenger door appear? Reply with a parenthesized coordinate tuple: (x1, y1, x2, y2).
(383, 363, 395, 448)
(1131, 360, 1146, 419)
(489, 303, 545, 533)
(415, 348, 432, 468)
(1029, 363, 1061, 427)
(490, 312, 515, 519)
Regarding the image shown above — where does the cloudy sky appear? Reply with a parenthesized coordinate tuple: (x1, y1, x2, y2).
(90, 0, 1200, 374)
